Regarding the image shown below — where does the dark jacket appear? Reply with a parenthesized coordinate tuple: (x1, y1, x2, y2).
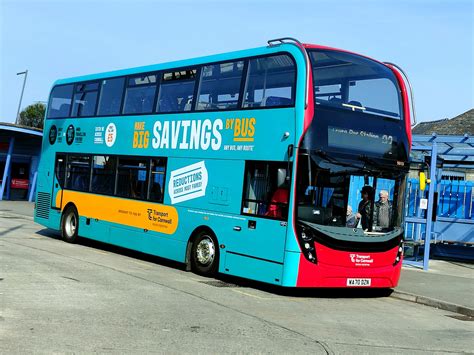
(358, 200, 372, 230)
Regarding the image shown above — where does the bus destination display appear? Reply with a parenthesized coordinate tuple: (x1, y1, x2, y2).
(327, 126, 395, 155)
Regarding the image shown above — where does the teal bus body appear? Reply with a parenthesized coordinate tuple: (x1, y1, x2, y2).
(36, 41, 412, 288)
(36, 44, 306, 286)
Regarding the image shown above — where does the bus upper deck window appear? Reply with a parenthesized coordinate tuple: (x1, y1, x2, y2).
(47, 84, 74, 118)
(196, 61, 244, 111)
(243, 55, 295, 108)
(157, 69, 197, 113)
(123, 74, 157, 115)
(98, 77, 125, 116)
(71, 82, 100, 117)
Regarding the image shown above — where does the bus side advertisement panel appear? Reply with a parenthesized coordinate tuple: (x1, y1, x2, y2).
(58, 191, 178, 235)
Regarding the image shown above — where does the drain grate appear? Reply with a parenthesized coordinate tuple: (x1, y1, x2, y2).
(200, 280, 240, 288)
(446, 314, 473, 322)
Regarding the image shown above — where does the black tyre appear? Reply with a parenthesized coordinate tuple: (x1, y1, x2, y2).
(61, 205, 79, 243)
(191, 231, 219, 276)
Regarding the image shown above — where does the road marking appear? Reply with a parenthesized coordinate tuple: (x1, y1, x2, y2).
(92, 250, 109, 255)
(128, 260, 153, 269)
(232, 289, 270, 300)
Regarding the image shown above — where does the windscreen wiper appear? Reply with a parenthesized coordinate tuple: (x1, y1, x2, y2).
(313, 150, 368, 171)
(358, 155, 405, 170)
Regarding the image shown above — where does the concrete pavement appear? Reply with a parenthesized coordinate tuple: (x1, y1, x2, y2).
(1, 200, 473, 317)
(395, 261, 474, 317)
(1, 208, 473, 354)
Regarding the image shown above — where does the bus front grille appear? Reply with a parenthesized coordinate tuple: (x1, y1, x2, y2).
(36, 192, 51, 219)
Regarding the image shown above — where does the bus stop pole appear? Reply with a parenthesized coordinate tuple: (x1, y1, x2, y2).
(423, 142, 437, 271)
(0, 137, 15, 201)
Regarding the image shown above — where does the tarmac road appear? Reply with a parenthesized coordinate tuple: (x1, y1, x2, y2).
(1, 212, 473, 354)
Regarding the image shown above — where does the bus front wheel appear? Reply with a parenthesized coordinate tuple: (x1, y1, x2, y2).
(191, 231, 219, 276)
(61, 205, 79, 243)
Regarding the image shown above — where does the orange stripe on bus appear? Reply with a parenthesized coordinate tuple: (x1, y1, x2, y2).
(57, 190, 178, 235)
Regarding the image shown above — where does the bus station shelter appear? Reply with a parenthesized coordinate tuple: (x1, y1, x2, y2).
(0, 123, 43, 202)
(404, 134, 474, 270)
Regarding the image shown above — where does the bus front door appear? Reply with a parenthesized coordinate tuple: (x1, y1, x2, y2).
(225, 215, 288, 284)
(51, 153, 66, 210)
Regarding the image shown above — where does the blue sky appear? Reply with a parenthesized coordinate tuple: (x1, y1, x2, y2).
(1, 0, 472, 123)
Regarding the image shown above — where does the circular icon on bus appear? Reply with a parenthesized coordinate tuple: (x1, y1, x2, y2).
(66, 124, 75, 145)
(49, 125, 57, 145)
(105, 123, 117, 147)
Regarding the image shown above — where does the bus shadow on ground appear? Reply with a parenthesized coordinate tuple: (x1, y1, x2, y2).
(36, 228, 186, 271)
(214, 274, 394, 299)
(36, 228, 393, 299)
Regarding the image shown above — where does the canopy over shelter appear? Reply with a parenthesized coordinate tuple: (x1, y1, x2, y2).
(411, 134, 474, 169)
(405, 134, 474, 270)
(0, 122, 43, 201)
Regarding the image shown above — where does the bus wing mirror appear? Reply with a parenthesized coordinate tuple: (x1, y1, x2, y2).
(287, 144, 294, 159)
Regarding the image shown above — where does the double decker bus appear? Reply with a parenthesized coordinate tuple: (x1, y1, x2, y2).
(35, 38, 413, 288)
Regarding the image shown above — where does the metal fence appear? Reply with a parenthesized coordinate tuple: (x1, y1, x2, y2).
(404, 178, 474, 243)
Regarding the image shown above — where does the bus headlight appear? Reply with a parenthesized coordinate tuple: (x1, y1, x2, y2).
(301, 231, 312, 241)
(297, 224, 318, 264)
(393, 238, 404, 266)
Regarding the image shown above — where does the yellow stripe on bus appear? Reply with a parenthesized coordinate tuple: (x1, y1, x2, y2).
(57, 190, 178, 235)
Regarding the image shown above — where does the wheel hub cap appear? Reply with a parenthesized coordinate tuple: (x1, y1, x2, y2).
(196, 238, 215, 265)
(65, 213, 76, 237)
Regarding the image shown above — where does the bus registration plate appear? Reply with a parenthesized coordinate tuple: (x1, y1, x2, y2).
(346, 278, 371, 287)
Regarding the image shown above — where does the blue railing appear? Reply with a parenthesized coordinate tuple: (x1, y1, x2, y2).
(404, 178, 474, 242)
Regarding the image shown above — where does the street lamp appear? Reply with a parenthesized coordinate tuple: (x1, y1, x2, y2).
(15, 70, 28, 125)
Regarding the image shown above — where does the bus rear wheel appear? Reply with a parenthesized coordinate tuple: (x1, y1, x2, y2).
(191, 232, 219, 276)
(61, 205, 79, 243)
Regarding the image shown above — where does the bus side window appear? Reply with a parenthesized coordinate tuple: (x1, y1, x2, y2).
(91, 156, 116, 195)
(55, 153, 67, 188)
(116, 158, 149, 199)
(243, 54, 296, 108)
(242, 161, 291, 220)
(65, 155, 91, 192)
(156, 69, 197, 113)
(123, 74, 157, 115)
(47, 84, 74, 119)
(196, 61, 244, 111)
(149, 158, 166, 203)
(71, 82, 100, 117)
(97, 77, 125, 116)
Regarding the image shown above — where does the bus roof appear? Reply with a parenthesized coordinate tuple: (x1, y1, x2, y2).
(54, 43, 304, 86)
(53, 41, 386, 86)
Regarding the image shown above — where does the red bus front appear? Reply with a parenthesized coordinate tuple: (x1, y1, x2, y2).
(291, 46, 411, 288)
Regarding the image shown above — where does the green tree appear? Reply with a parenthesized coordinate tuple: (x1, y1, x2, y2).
(19, 102, 46, 129)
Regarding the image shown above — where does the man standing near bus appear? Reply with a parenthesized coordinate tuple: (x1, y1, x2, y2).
(374, 190, 392, 230)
